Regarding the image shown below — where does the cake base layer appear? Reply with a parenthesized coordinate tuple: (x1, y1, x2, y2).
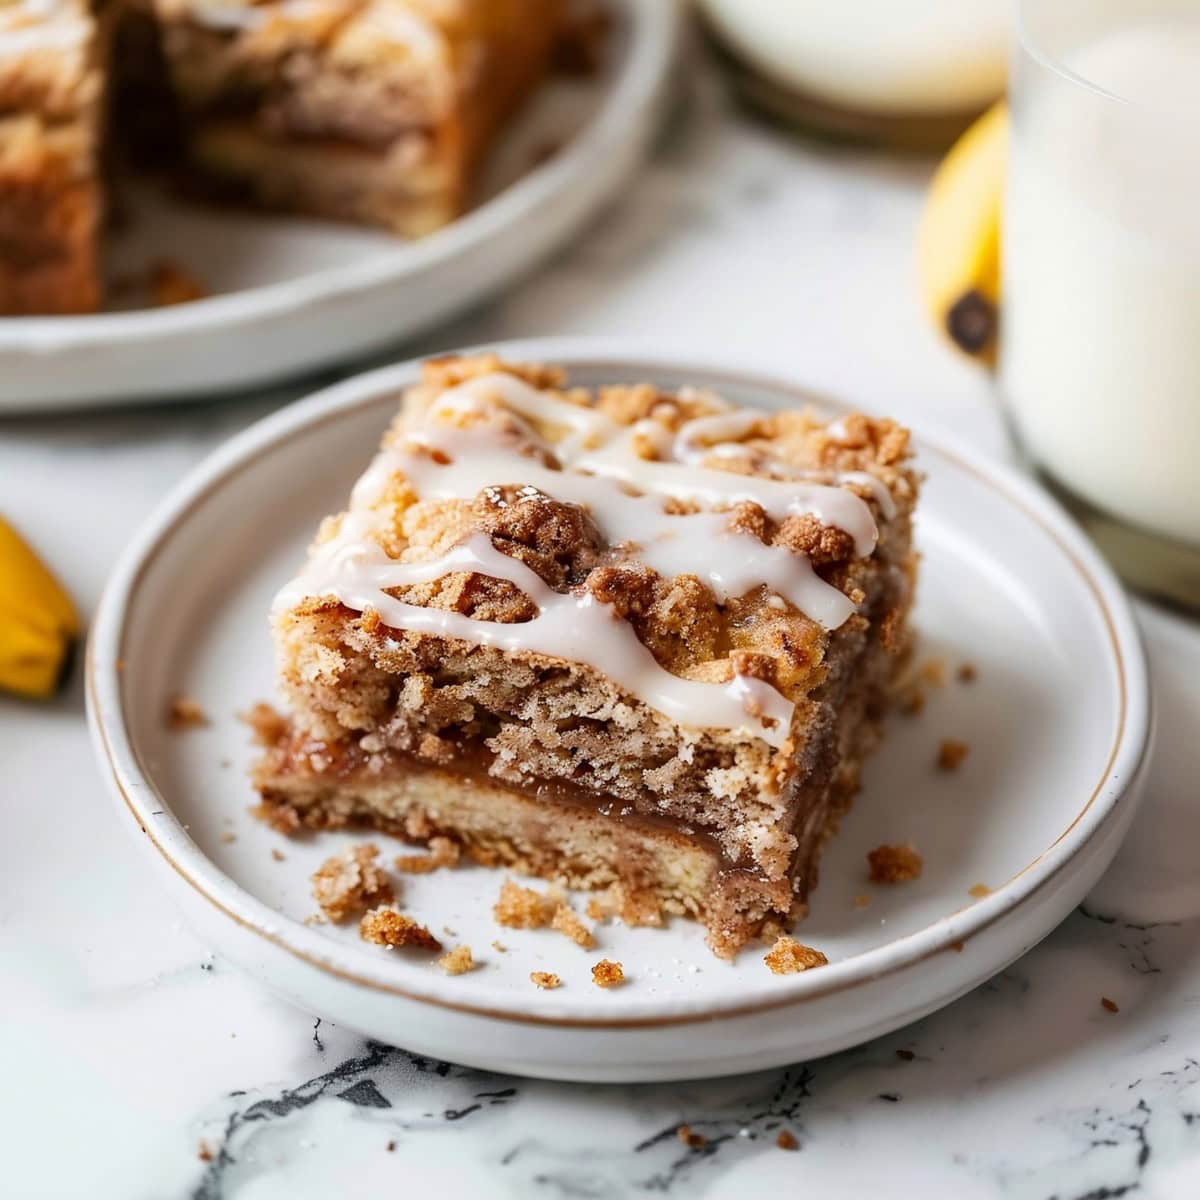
(252, 634, 891, 958)
(257, 757, 857, 959)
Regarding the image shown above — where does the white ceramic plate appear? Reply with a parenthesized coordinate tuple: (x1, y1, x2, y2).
(0, 2, 678, 413)
(87, 341, 1151, 1083)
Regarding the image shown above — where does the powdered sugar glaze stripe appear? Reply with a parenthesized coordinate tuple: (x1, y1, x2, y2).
(274, 533, 794, 747)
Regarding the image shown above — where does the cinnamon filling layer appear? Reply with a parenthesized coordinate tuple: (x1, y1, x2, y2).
(268, 727, 745, 868)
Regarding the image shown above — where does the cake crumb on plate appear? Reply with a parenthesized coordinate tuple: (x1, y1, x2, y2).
(937, 739, 970, 770)
(359, 907, 441, 951)
(776, 1130, 798, 1151)
(592, 959, 625, 988)
(677, 1125, 706, 1149)
(437, 945, 475, 975)
(167, 694, 208, 730)
(530, 971, 561, 990)
(551, 903, 595, 949)
(867, 843, 923, 884)
(494, 879, 557, 929)
(1101, 996, 1119, 1014)
(311, 844, 394, 922)
(919, 658, 947, 687)
(764, 935, 828, 975)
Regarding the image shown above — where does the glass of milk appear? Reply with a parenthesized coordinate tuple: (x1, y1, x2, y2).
(1002, 0, 1200, 606)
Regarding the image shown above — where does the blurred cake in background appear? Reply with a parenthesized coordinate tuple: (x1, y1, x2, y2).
(0, 0, 564, 315)
(699, 0, 1010, 151)
(0, 0, 109, 314)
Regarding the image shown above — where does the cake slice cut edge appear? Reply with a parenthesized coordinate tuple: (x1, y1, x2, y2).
(252, 353, 920, 958)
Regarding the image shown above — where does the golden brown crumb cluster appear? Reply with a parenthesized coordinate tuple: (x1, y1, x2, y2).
(591, 959, 624, 988)
(530, 971, 561, 990)
(437, 945, 474, 975)
(493, 880, 595, 947)
(311, 844, 394, 922)
(493, 879, 557, 928)
(763, 936, 828, 975)
(167, 694, 208, 730)
(867, 843, 923, 884)
(550, 904, 595, 949)
(937, 739, 970, 771)
(359, 907, 442, 951)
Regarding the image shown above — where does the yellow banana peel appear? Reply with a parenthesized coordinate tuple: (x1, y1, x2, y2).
(0, 516, 80, 698)
(917, 101, 1008, 363)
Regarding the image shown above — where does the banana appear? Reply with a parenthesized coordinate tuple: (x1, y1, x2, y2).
(0, 516, 80, 698)
(917, 101, 1008, 363)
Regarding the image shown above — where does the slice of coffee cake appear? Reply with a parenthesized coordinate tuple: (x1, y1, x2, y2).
(0, 0, 564, 313)
(152, 0, 563, 234)
(253, 355, 920, 957)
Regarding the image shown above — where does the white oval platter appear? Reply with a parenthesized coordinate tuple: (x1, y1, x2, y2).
(0, 2, 679, 412)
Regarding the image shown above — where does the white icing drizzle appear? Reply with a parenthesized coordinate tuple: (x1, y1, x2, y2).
(278, 371, 897, 746)
(277, 533, 793, 747)
(367, 427, 855, 628)
(670, 405, 897, 519)
(424, 374, 882, 555)
(673, 409, 766, 464)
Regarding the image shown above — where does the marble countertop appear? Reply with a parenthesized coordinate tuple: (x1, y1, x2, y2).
(5, 61, 1200, 1200)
